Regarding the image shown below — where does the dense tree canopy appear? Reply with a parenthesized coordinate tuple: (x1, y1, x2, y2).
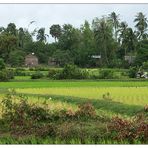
(0, 11, 147, 68)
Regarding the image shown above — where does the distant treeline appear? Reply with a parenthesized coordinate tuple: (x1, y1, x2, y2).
(0, 11, 148, 68)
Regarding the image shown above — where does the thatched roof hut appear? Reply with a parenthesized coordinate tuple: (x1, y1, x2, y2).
(25, 53, 38, 67)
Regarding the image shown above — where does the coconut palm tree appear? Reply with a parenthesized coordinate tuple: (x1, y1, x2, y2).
(109, 12, 120, 41)
(119, 27, 137, 56)
(50, 24, 62, 42)
(134, 12, 148, 40)
(18, 27, 24, 48)
(93, 17, 113, 65)
(118, 21, 128, 43)
(36, 28, 47, 43)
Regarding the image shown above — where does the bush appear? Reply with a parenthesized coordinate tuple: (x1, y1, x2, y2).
(99, 69, 114, 79)
(108, 114, 148, 143)
(58, 64, 89, 79)
(0, 58, 5, 70)
(14, 68, 28, 76)
(31, 71, 44, 79)
(75, 103, 96, 119)
(48, 69, 61, 79)
(128, 67, 137, 78)
(0, 69, 14, 81)
(34, 66, 49, 71)
(1, 91, 51, 129)
(142, 61, 148, 71)
(6, 69, 14, 79)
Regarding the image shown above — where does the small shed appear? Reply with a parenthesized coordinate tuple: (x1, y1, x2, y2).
(48, 57, 59, 66)
(124, 55, 136, 64)
(25, 53, 38, 67)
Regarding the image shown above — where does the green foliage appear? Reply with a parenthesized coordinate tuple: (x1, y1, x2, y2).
(99, 69, 114, 79)
(9, 50, 25, 67)
(128, 67, 137, 78)
(36, 28, 46, 43)
(93, 17, 117, 66)
(58, 64, 89, 79)
(52, 49, 73, 66)
(0, 12, 147, 69)
(142, 61, 148, 70)
(0, 69, 14, 81)
(50, 24, 62, 42)
(48, 69, 61, 79)
(0, 58, 5, 70)
(135, 39, 148, 66)
(31, 71, 44, 79)
(134, 12, 148, 40)
(14, 68, 28, 76)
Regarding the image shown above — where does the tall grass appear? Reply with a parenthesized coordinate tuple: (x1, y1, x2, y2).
(0, 81, 148, 89)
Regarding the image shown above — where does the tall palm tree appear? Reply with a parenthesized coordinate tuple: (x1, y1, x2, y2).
(109, 12, 120, 41)
(36, 28, 47, 43)
(118, 21, 128, 43)
(134, 12, 148, 40)
(18, 27, 24, 48)
(93, 17, 113, 65)
(119, 27, 137, 56)
(50, 24, 62, 42)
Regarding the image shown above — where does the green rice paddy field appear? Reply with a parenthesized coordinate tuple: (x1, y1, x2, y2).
(0, 80, 148, 118)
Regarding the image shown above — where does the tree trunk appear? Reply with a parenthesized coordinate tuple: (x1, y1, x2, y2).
(104, 42, 109, 65)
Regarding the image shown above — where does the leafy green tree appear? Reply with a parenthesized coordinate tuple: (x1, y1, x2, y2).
(58, 24, 82, 51)
(50, 24, 62, 42)
(9, 50, 25, 67)
(134, 12, 148, 40)
(74, 21, 96, 67)
(6, 23, 17, 36)
(52, 49, 73, 66)
(0, 34, 17, 63)
(135, 39, 148, 66)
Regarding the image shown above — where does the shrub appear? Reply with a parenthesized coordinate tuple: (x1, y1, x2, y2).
(48, 69, 61, 79)
(1, 91, 51, 129)
(0, 69, 14, 81)
(128, 66, 137, 78)
(144, 105, 148, 112)
(58, 64, 89, 79)
(14, 68, 28, 76)
(99, 69, 114, 79)
(31, 71, 44, 79)
(0, 70, 8, 81)
(75, 103, 96, 119)
(108, 114, 148, 143)
(6, 69, 14, 79)
(34, 66, 49, 71)
(0, 58, 5, 70)
(142, 61, 148, 71)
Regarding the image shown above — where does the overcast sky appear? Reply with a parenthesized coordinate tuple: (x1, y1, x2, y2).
(0, 4, 148, 42)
